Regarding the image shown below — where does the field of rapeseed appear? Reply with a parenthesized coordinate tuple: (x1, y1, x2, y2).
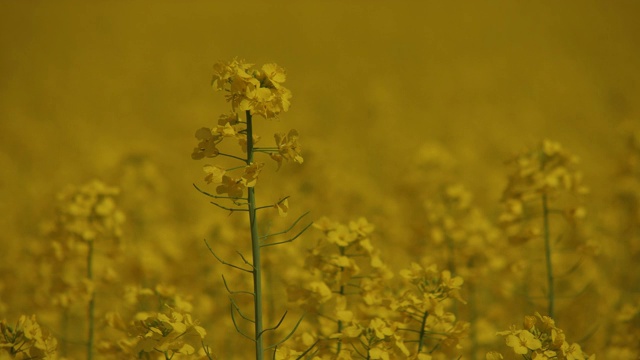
(1, 1, 639, 359)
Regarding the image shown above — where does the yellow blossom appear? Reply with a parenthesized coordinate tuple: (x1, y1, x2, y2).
(241, 162, 265, 187)
(211, 58, 292, 118)
(369, 318, 393, 339)
(191, 127, 221, 159)
(216, 175, 245, 198)
(272, 129, 304, 168)
(203, 164, 225, 184)
(274, 198, 289, 216)
(505, 330, 542, 354)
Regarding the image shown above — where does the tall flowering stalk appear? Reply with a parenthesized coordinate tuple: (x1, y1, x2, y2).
(43, 180, 125, 359)
(192, 59, 309, 360)
(499, 140, 588, 318)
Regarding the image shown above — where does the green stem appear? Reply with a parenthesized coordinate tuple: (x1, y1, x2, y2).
(246, 111, 264, 360)
(469, 279, 477, 360)
(336, 246, 346, 354)
(87, 240, 95, 360)
(446, 235, 458, 317)
(542, 193, 555, 318)
(417, 310, 429, 353)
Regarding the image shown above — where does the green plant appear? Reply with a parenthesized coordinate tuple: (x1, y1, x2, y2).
(191, 59, 310, 360)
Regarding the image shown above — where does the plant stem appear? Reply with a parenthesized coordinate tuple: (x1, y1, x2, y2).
(417, 310, 429, 353)
(246, 110, 264, 360)
(87, 240, 95, 360)
(542, 193, 555, 318)
(336, 246, 346, 354)
(468, 279, 477, 360)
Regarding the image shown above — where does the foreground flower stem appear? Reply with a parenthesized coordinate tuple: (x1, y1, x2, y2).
(542, 193, 554, 318)
(87, 240, 95, 360)
(246, 110, 264, 360)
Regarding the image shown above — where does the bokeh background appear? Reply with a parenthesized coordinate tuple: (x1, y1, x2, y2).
(1, 1, 639, 359)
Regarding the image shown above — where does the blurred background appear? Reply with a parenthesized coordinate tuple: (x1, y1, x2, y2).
(2, 1, 639, 223)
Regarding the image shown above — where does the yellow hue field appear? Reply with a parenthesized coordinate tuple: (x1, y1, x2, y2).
(1, 1, 639, 359)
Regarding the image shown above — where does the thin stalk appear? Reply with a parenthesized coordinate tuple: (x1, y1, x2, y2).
(246, 110, 264, 360)
(468, 279, 477, 360)
(87, 240, 95, 360)
(417, 310, 429, 353)
(542, 193, 554, 318)
(61, 309, 69, 357)
(446, 235, 458, 317)
(336, 246, 346, 354)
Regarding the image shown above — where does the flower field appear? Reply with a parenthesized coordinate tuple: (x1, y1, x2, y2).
(1, 1, 639, 359)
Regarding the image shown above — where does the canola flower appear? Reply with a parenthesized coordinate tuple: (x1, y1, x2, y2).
(8, 56, 640, 360)
(284, 217, 467, 359)
(490, 312, 595, 360)
(42, 180, 125, 360)
(0, 315, 58, 360)
(192, 59, 307, 360)
(500, 140, 588, 318)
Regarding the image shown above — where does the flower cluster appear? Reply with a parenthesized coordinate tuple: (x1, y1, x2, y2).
(99, 285, 207, 359)
(271, 129, 304, 169)
(490, 312, 595, 360)
(192, 59, 302, 202)
(51, 180, 126, 243)
(0, 315, 58, 359)
(393, 262, 469, 353)
(36, 180, 125, 309)
(211, 59, 292, 119)
(284, 217, 467, 359)
(499, 140, 588, 244)
(602, 299, 640, 359)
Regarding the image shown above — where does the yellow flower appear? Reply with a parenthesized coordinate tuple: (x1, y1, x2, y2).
(485, 351, 504, 360)
(272, 129, 303, 169)
(211, 59, 292, 118)
(308, 281, 333, 303)
(562, 342, 586, 360)
(535, 312, 556, 331)
(216, 122, 237, 137)
(369, 318, 393, 339)
(217, 112, 239, 126)
(203, 164, 225, 184)
(505, 330, 542, 355)
(260, 63, 287, 89)
(532, 350, 558, 360)
(274, 198, 289, 217)
(326, 224, 358, 247)
(441, 270, 463, 290)
(275, 346, 303, 360)
(191, 127, 221, 160)
(216, 175, 245, 198)
(0, 315, 58, 359)
(241, 162, 265, 187)
(349, 217, 375, 236)
(368, 346, 390, 360)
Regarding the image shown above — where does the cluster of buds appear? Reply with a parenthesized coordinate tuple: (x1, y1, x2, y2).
(52, 180, 125, 243)
(491, 312, 595, 360)
(211, 59, 292, 119)
(499, 140, 588, 244)
(192, 59, 302, 201)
